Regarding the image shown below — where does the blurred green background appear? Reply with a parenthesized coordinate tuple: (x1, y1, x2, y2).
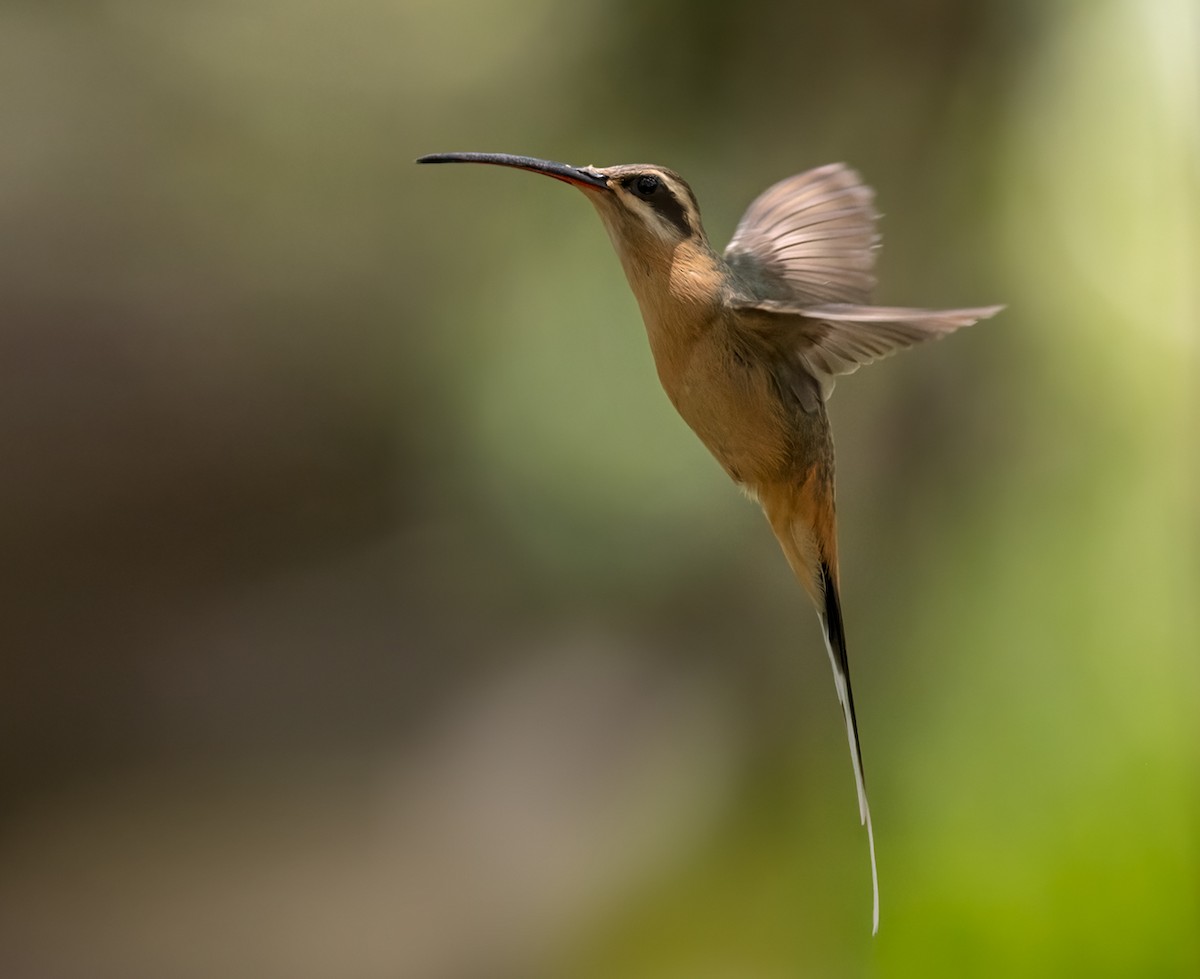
(1, 0, 1196, 976)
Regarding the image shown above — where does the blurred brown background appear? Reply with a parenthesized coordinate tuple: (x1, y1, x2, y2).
(1, 1, 1196, 977)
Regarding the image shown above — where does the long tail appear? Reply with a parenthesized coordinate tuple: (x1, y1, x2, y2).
(764, 477, 879, 934)
(818, 560, 879, 935)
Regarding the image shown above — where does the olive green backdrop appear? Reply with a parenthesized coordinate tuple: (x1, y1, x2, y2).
(1, 1, 1196, 976)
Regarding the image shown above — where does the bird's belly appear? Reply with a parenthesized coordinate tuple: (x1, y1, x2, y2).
(660, 350, 792, 487)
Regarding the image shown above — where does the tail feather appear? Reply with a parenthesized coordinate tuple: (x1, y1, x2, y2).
(762, 481, 879, 933)
(819, 561, 880, 935)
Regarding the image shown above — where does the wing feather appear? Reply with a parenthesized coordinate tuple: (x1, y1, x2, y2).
(724, 164, 880, 304)
(740, 300, 1004, 401)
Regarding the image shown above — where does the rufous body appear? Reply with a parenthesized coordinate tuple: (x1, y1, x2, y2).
(418, 151, 1003, 933)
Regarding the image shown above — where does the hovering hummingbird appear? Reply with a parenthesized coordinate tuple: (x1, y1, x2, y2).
(417, 151, 1002, 932)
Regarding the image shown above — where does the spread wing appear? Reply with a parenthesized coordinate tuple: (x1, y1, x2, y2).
(739, 300, 1005, 407)
(755, 301, 1004, 377)
(723, 164, 880, 305)
(725, 162, 1002, 404)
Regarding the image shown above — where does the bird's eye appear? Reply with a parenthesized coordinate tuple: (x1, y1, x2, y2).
(634, 174, 660, 197)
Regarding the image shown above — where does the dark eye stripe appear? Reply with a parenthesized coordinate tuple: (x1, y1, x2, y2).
(651, 189, 693, 237)
(623, 174, 693, 237)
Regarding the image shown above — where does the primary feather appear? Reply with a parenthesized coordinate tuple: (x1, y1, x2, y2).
(724, 164, 880, 305)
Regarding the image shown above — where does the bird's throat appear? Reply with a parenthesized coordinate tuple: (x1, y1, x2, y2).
(617, 238, 725, 351)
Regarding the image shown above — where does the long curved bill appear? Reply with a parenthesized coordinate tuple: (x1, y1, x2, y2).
(416, 152, 610, 190)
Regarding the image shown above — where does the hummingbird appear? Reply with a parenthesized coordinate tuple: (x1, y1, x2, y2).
(417, 151, 1002, 932)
